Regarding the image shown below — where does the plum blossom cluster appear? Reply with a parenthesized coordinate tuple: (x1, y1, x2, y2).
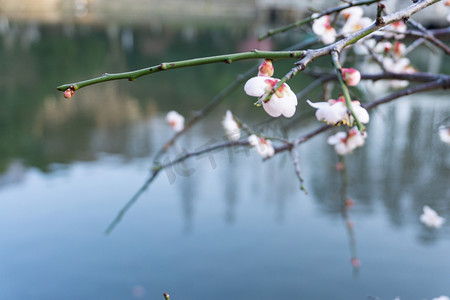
(312, 6, 372, 45)
(244, 59, 369, 156)
(380, 42, 417, 89)
(358, 39, 416, 89)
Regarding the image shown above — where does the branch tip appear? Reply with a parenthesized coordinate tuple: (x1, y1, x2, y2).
(376, 3, 386, 25)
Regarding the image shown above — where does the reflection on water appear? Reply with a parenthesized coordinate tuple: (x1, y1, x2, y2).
(0, 23, 450, 300)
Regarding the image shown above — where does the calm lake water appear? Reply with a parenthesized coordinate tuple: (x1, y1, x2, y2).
(0, 22, 450, 300)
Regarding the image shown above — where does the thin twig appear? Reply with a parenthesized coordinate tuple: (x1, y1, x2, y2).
(290, 145, 308, 194)
(306, 71, 449, 83)
(105, 169, 161, 234)
(105, 140, 250, 234)
(152, 66, 257, 163)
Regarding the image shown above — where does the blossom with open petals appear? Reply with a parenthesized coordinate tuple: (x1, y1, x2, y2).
(384, 21, 407, 39)
(327, 127, 367, 155)
(222, 110, 240, 141)
(439, 126, 450, 144)
(307, 97, 369, 125)
(393, 41, 406, 58)
(342, 68, 361, 86)
(244, 76, 298, 118)
(248, 134, 274, 158)
(340, 6, 364, 21)
(166, 110, 185, 132)
(341, 16, 372, 36)
(258, 59, 274, 77)
(420, 206, 445, 228)
(312, 14, 336, 45)
(374, 41, 392, 54)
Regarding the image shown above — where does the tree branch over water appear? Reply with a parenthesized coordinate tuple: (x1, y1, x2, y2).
(54, 0, 448, 233)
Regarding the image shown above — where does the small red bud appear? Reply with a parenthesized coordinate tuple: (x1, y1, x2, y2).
(163, 293, 170, 300)
(258, 59, 274, 77)
(64, 88, 75, 98)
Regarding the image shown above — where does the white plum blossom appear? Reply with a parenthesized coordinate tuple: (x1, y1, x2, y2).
(341, 16, 372, 36)
(166, 110, 185, 132)
(248, 134, 275, 158)
(340, 6, 364, 21)
(307, 97, 369, 125)
(392, 41, 406, 58)
(327, 127, 367, 155)
(420, 206, 445, 228)
(374, 41, 392, 54)
(439, 126, 450, 144)
(312, 14, 337, 44)
(244, 76, 298, 118)
(222, 110, 240, 141)
(384, 21, 407, 39)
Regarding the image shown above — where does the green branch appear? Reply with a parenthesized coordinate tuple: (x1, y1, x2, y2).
(56, 50, 305, 93)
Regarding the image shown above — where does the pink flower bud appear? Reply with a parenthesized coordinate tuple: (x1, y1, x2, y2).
(64, 88, 75, 98)
(258, 59, 274, 77)
(342, 68, 361, 86)
(163, 293, 170, 300)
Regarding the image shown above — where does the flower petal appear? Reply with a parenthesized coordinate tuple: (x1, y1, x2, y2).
(352, 104, 370, 124)
(244, 77, 268, 97)
(262, 96, 283, 117)
(306, 100, 328, 109)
